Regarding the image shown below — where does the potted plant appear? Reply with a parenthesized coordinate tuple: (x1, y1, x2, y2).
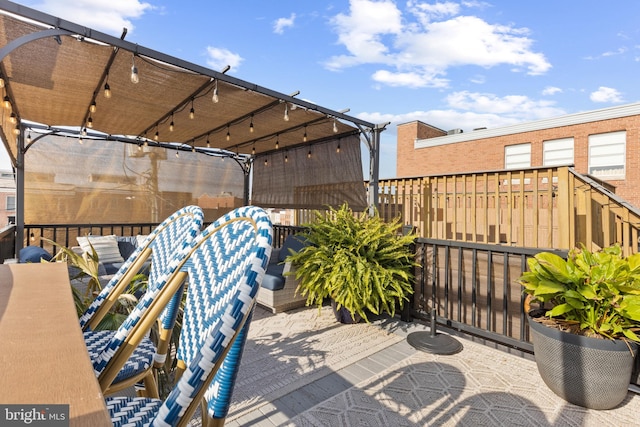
(518, 244, 640, 409)
(287, 203, 416, 323)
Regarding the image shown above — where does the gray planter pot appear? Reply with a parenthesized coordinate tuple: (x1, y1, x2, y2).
(528, 314, 637, 409)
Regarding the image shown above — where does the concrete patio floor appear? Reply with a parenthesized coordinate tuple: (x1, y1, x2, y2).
(216, 305, 640, 427)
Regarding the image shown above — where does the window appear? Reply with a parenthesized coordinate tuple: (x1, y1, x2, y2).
(6, 195, 15, 211)
(505, 143, 531, 169)
(543, 138, 574, 166)
(588, 131, 626, 179)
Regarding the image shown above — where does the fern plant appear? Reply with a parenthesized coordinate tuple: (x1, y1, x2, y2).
(287, 203, 416, 322)
(519, 244, 640, 342)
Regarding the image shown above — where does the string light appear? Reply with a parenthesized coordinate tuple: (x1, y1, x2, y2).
(13, 124, 20, 135)
(154, 127, 159, 141)
(9, 112, 16, 124)
(89, 100, 97, 113)
(284, 103, 289, 121)
(285, 153, 288, 163)
(303, 125, 307, 142)
(249, 114, 254, 133)
(78, 136, 83, 145)
(175, 149, 179, 158)
(226, 126, 230, 141)
(103, 75, 111, 98)
(252, 144, 255, 156)
(26, 132, 31, 144)
(169, 113, 174, 132)
(337, 142, 341, 153)
(138, 143, 142, 151)
(189, 100, 195, 119)
(87, 115, 93, 129)
(307, 149, 312, 159)
(82, 127, 87, 136)
(206, 134, 211, 148)
(212, 79, 219, 103)
(333, 118, 338, 133)
(130, 54, 139, 84)
(275, 135, 279, 150)
(3, 96, 11, 110)
(264, 157, 268, 166)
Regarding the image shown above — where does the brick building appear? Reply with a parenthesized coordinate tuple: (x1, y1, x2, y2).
(397, 102, 640, 208)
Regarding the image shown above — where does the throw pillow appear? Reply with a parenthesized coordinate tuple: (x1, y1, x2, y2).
(76, 235, 124, 264)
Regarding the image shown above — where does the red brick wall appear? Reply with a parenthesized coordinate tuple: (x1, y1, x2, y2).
(397, 117, 640, 207)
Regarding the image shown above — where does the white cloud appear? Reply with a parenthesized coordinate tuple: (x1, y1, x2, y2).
(542, 86, 562, 96)
(274, 13, 296, 34)
(29, 0, 152, 35)
(590, 86, 623, 103)
(326, 0, 550, 88)
(358, 90, 566, 135)
(205, 47, 243, 71)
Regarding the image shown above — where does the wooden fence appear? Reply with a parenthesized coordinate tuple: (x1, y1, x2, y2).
(377, 166, 640, 254)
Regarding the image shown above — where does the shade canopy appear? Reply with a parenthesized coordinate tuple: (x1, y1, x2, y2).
(0, 1, 380, 166)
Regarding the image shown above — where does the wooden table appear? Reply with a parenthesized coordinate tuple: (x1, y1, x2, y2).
(0, 263, 112, 426)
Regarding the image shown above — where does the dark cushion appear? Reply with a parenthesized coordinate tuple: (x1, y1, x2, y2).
(102, 262, 124, 275)
(278, 235, 307, 263)
(116, 236, 138, 260)
(261, 263, 286, 291)
(19, 246, 52, 263)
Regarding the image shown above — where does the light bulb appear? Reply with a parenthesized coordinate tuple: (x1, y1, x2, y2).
(82, 127, 87, 136)
(264, 158, 268, 166)
(249, 116, 254, 133)
(206, 136, 210, 148)
(226, 128, 230, 141)
(104, 82, 111, 99)
(130, 65, 139, 84)
(333, 119, 338, 133)
(13, 125, 19, 135)
(337, 144, 341, 153)
(284, 104, 289, 121)
(154, 131, 159, 141)
(189, 106, 195, 120)
(212, 80, 219, 103)
(252, 146, 255, 155)
(9, 113, 16, 124)
(0, 77, 4, 88)
(308, 150, 312, 159)
(303, 126, 307, 142)
(26, 133, 31, 144)
(3, 96, 11, 110)
(275, 139, 279, 149)
(175, 150, 179, 158)
(87, 116, 93, 128)
(138, 144, 142, 151)
(169, 120, 174, 132)
(89, 101, 96, 113)
(285, 154, 288, 163)
(78, 137, 83, 144)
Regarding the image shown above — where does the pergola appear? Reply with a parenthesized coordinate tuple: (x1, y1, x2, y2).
(0, 1, 386, 247)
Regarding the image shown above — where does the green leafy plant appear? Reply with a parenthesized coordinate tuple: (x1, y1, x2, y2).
(519, 244, 640, 342)
(43, 237, 148, 329)
(287, 203, 417, 322)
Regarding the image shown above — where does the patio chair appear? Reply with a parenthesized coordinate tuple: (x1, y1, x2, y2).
(106, 205, 272, 427)
(81, 205, 204, 396)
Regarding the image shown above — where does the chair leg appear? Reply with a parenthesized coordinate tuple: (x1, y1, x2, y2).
(136, 371, 159, 399)
(200, 399, 226, 427)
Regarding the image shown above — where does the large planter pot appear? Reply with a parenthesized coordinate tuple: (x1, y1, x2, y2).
(331, 299, 362, 324)
(528, 314, 637, 409)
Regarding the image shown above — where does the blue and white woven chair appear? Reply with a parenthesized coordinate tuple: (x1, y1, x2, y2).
(82, 205, 204, 397)
(106, 206, 273, 427)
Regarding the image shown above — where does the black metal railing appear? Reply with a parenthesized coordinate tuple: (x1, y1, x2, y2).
(412, 238, 567, 353)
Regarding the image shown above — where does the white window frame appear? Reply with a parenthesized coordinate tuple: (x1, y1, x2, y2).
(588, 131, 626, 179)
(504, 143, 531, 170)
(5, 195, 15, 211)
(543, 137, 574, 166)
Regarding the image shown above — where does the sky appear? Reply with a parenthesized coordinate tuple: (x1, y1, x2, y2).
(3, 0, 640, 178)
